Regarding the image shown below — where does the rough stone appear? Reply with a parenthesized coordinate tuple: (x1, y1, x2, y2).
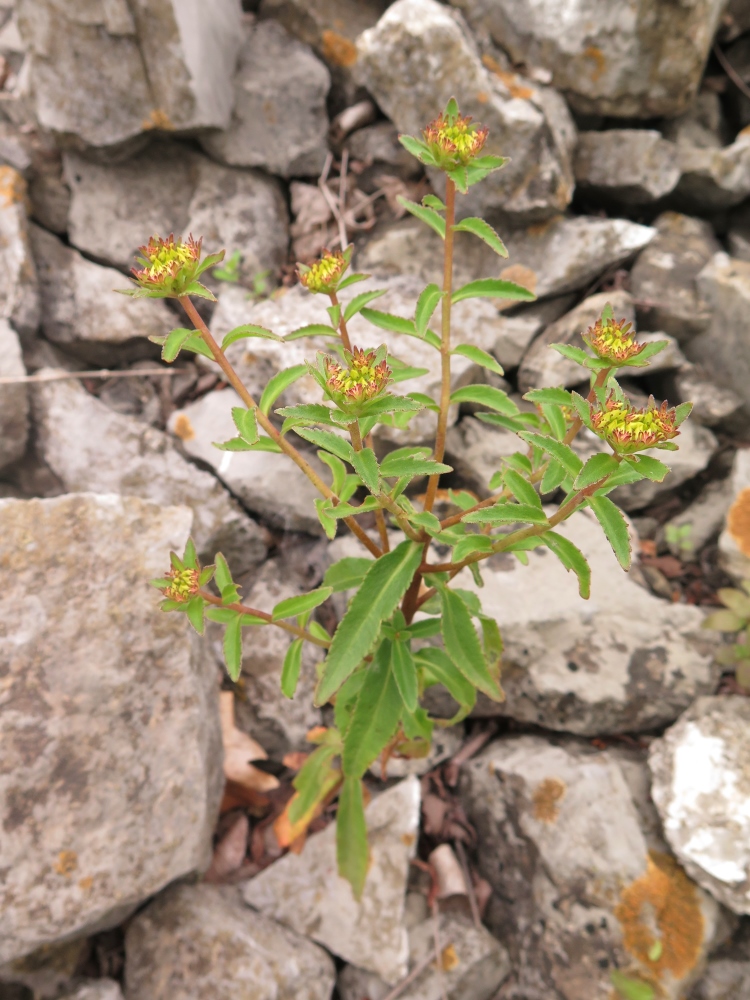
(0, 166, 39, 342)
(630, 212, 720, 341)
(125, 882, 335, 1000)
(575, 129, 681, 204)
(337, 912, 511, 1000)
(16, 0, 243, 149)
(690, 958, 750, 999)
(64, 146, 289, 285)
(0, 318, 28, 472)
(674, 128, 750, 210)
(650, 697, 750, 915)
(661, 479, 734, 558)
(355, 0, 576, 220)
(668, 365, 744, 429)
(460, 735, 721, 1000)
(29, 224, 174, 364)
(718, 448, 750, 584)
(445, 417, 522, 497)
(371, 723, 462, 780)
(201, 19, 330, 178)
(449, 508, 717, 735)
(61, 983, 124, 1000)
(242, 776, 421, 985)
(490, 295, 574, 371)
(344, 122, 423, 178)
(32, 375, 268, 566)
(0, 493, 224, 963)
(727, 202, 750, 263)
(449, 0, 727, 118)
(663, 91, 730, 151)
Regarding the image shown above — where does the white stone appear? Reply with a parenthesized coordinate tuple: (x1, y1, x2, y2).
(0, 316, 27, 471)
(575, 129, 681, 204)
(61, 982, 124, 1000)
(0, 167, 39, 341)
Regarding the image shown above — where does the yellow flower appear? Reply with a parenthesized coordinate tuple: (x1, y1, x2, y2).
(162, 567, 200, 602)
(583, 314, 647, 364)
(590, 395, 680, 454)
(298, 249, 349, 294)
(127, 233, 221, 299)
(423, 111, 488, 167)
(325, 347, 391, 405)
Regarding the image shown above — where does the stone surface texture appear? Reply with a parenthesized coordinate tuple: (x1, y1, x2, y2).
(125, 882, 335, 1000)
(0, 317, 28, 471)
(242, 776, 421, 985)
(675, 128, 750, 210)
(0, 494, 224, 963)
(450, 0, 727, 118)
(650, 697, 750, 915)
(61, 983, 124, 1000)
(575, 129, 681, 203)
(0, 167, 40, 342)
(460, 735, 721, 1000)
(718, 448, 750, 583)
(355, 0, 576, 220)
(17, 0, 243, 148)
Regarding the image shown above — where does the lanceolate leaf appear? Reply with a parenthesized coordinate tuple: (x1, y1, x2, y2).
(343, 289, 387, 322)
(449, 385, 518, 415)
(350, 447, 380, 494)
(232, 406, 259, 445)
(286, 744, 339, 827)
(519, 432, 583, 478)
(221, 323, 282, 348)
(294, 427, 355, 464)
(280, 639, 304, 698)
(451, 278, 535, 305)
(415, 283, 443, 336)
(284, 324, 339, 341)
(162, 327, 192, 362)
(259, 365, 308, 415)
(588, 495, 631, 570)
(223, 613, 243, 681)
(342, 640, 402, 777)
(464, 503, 548, 525)
(625, 454, 670, 482)
(438, 586, 503, 701)
(415, 647, 476, 723)
(337, 776, 369, 900)
(574, 453, 620, 490)
(504, 469, 543, 510)
(271, 586, 333, 621)
(451, 344, 504, 375)
(451, 217, 508, 257)
(543, 532, 592, 598)
(395, 196, 446, 239)
(360, 307, 418, 336)
(323, 556, 374, 592)
(316, 541, 423, 705)
(391, 639, 419, 712)
(379, 455, 452, 478)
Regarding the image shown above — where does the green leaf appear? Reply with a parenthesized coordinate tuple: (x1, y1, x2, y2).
(410, 510, 442, 535)
(162, 327, 193, 362)
(524, 387, 575, 407)
(337, 776, 369, 900)
(343, 289, 387, 323)
(415, 647, 476, 723)
(588, 495, 631, 570)
(314, 498, 337, 539)
(480, 616, 503, 672)
(398, 133, 436, 165)
(674, 401, 693, 426)
(183, 280, 216, 301)
(550, 343, 593, 366)
(574, 453, 621, 490)
(391, 639, 418, 712)
(342, 640, 402, 777)
(336, 272, 370, 292)
(703, 610, 745, 632)
(451, 217, 508, 257)
(360, 307, 417, 336)
(259, 364, 308, 415)
(231, 406, 259, 445)
(541, 403, 567, 441)
(318, 450, 347, 494)
(541, 459, 567, 495)
(329, 497, 381, 519)
(452, 534, 493, 562)
(396, 196, 446, 239)
(288, 743, 339, 826)
(452, 344, 504, 375)
(271, 586, 333, 621)
(324, 556, 374, 592)
(350, 447, 380, 494)
(464, 503, 549, 525)
(406, 618, 442, 639)
(294, 427, 355, 464)
(185, 595, 204, 634)
(316, 541, 423, 705)
(327, 302, 341, 328)
(213, 435, 282, 453)
(415, 283, 443, 336)
(438, 586, 503, 701)
(284, 324, 339, 341)
(183, 538, 198, 569)
(223, 613, 243, 681)
(423, 194, 446, 210)
(610, 971, 654, 1000)
(449, 385, 518, 415)
(378, 455, 452, 478)
(543, 532, 592, 598)
(623, 340, 668, 366)
(451, 278, 535, 305)
(214, 552, 233, 593)
(519, 432, 583, 478)
(281, 639, 304, 698)
(221, 324, 282, 349)
(626, 455, 670, 482)
(504, 469, 543, 510)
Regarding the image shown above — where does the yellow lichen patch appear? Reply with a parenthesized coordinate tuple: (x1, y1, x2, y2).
(532, 777, 566, 823)
(727, 488, 750, 558)
(78, 875, 94, 892)
(615, 851, 704, 984)
(440, 944, 460, 972)
(0, 165, 26, 207)
(53, 850, 78, 877)
(581, 45, 606, 82)
(142, 108, 174, 131)
(172, 413, 195, 441)
(481, 56, 534, 100)
(321, 30, 357, 67)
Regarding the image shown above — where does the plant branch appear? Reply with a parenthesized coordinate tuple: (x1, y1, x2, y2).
(199, 590, 331, 647)
(563, 367, 612, 445)
(329, 290, 352, 353)
(366, 431, 390, 552)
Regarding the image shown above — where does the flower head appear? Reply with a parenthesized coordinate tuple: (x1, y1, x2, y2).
(423, 108, 488, 168)
(298, 248, 350, 294)
(128, 233, 219, 299)
(324, 346, 391, 407)
(583, 314, 646, 364)
(162, 566, 200, 603)
(590, 395, 680, 454)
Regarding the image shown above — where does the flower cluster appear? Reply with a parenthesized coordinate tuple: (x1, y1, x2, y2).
(325, 347, 391, 406)
(298, 248, 350, 294)
(583, 314, 646, 364)
(128, 233, 221, 299)
(590, 395, 680, 454)
(423, 110, 488, 168)
(162, 567, 200, 603)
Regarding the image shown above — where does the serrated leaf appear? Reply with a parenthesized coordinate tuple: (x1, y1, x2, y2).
(519, 431, 583, 478)
(287, 744, 339, 827)
(232, 406, 258, 445)
(271, 586, 333, 621)
(551, 343, 592, 366)
(314, 498, 337, 539)
(674, 401, 693, 426)
(323, 556, 374, 592)
(342, 640, 402, 777)
(540, 459, 567, 495)
(183, 538, 198, 569)
(316, 541, 423, 705)
(543, 532, 592, 598)
(415, 647, 476, 723)
(318, 450, 347, 494)
(162, 327, 193, 362)
(524, 387, 575, 407)
(452, 534, 493, 562)
(449, 384, 518, 415)
(625, 454, 670, 482)
(452, 344, 505, 375)
(451, 278, 535, 305)
(213, 435, 282, 452)
(223, 613, 243, 681)
(410, 510, 442, 535)
(398, 133, 436, 165)
(504, 469, 543, 510)
(281, 639, 304, 698)
(185, 595, 204, 634)
(415, 283, 443, 336)
(336, 272, 370, 291)
(406, 618, 442, 639)
(464, 503, 549, 525)
(350, 447, 380, 494)
(221, 324, 282, 349)
(295, 427, 355, 464)
(379, 455, 452, 478)
(541, 403, 567, 441)
(284, 324, 339, 341)
(391, 639, 418, 712)
(337, 776, 369, 900)
(360, 307, 418, 336)
(183, 280, 216, 301)
(451, 217, 508, 257)
(438, 586, 503, 700)
(588, 495, 631, 571)
(396, 196, 446, 238)
(330, 497, 381, 519)
(214, 552, 233, 593)
(343, 289, 386, 323)
(259, 364, 308, 415)
(574, 453, 621, 490)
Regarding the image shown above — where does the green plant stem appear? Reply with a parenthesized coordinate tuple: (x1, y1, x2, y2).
(376, 493, 422, 542)
(198, 589, 331, 647)
(178, 295, 382, 559)
(366, 431, 390, 553)
(329, 291, 352, 353)
(563, 366, 613, 444)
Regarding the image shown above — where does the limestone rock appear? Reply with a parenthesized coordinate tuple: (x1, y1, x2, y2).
(449, 0, 726, 118)
(61, 983, 124, 1000)
(32, 375, 268, 567)
(64, 147, 289, 285)
(630, 212, 719, 340)
(355, 0, 576, 220)
(0, 494, 224, 963)
(125, 883, 335, 1000)
(718, 448, 750, 584)
(0, 166, 39, 341)
(337, 912, 511, 1000)
(445, 417, 522, 496)
(201, 20, 330, 178)
(242, 776, 421, 985)
(575, 129, 681, 204)
(451, 508, 717, 734)
(17, 0, 243, 149)
(690, 958, 750, 999)
(490, 296, 575, 371)
(0, 318, 28, 472)
(662, 479, 734, 558)
(675, 129, 750, 210)
(670, 365, 744, 429)
(663, 92, 730, 151)
(29, 224, 174, 364)
(650, 697, 750, 915)
(460, 735, 722, 999)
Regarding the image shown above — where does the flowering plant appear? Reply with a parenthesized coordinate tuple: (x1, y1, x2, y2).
(132, 99, 690, 898)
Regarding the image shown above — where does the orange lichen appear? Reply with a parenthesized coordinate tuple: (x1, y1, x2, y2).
(0, 165, 26, 207)
(142, 108, 174, 131)
(78, 875, 94, 892)
(481, 56, 534, 100)
(582, 45, 606, 82)
(532, 777, 566, 823)
(440, 944, 460, 972)
(727, 488, 750, 558)
(172, 413, 195, 441)
(321, 30, 357, 67)
(615, 852, 704, 983)
(53, 850, 78, 877)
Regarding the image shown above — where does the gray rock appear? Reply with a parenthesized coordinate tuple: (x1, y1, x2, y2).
(662, 479, 734, 558)
(663, 91, 730, 151)
(29, 224, 174, 364)
(450, 507, 717, 734)
(355, 0, 576, 221)
(201, 20, 330, 178)
(445, 417, 522, 496)
(575, 129, 681, 204)
(718, 448, 750, 584)
(687, 254, 750, 415)
(345, 121, 423, 178)
(650, 697, 750, 915)
(0, 317, 28, 471)
(669, 365, 744, 429)
(125, 882, 335, 1000)
(690, 958, 750, 999)
(490, 295, 575, 371)
(64, 146, 289, 285)
(17, 0, 243, 149)
(0, 167, 39, 341)
(0, 938, 91, 998)
(449, 0, 726, 118)
(460, 735, 721, 1000)
(61, 983, 124, 1000)
(630, 212, 720, 340)
(337, 912, 510, 1000)
(675, 129, 750, 210)
(0, 493, 223, 963)
(242, 776, 421, 985)
(32, 375, 268, 566)
(727, 203, 750, 263)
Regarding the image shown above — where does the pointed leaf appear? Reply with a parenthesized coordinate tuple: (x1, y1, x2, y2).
(221, 324, 282, 349)
(232, 406, 259, 445)
(464, 503, 548, 525)
(543, 531, 592, 598)
(551, 343, 592, 366)
(588, 495, 631, 570)
(360, 307, 418, 336)
(504, 469, 543, 510)
(378, 456, 452, 478)
(185, 595, 204, 634)
(391, 639, 418, 713)
(281, 639, 304, 698)
(323, 556, 374, 592)
(343, 289, 386, 322)
(525, 387, 575, 406)
(294, 427, 355, 464)
(438, 586, 503, 701)
(451, 217, 508, 256)
(625, 454, 670, 482)
(452, 278, 535, 305)
(541, 459, 567, 495)
(162, 327, 193, 362)
(337, 776, 369, 900)
(451, 344, 505, 375)
(284, 324, 339, 341)
(214, 552, 233, 593)
(342, 640, 402, 777)
(223, 613, 243, 681)
(259, 365, 308, 415)
(395, 196, 446, 238)
(519, 431, 583, 478)
(415, 647, 476, 723)
(449, 385, 518, 415)
(350, 447, 380, 494)
(271, 586, 333, 621)
(415, 283, 443, 336)
(574, 453, 621, 490)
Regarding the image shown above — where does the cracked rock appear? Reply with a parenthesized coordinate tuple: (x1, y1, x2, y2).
(674, 128, 750, 211)
(0, 318, 28, 472)
(0, 493, 224, 963)
(575, 129, 681, 204)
